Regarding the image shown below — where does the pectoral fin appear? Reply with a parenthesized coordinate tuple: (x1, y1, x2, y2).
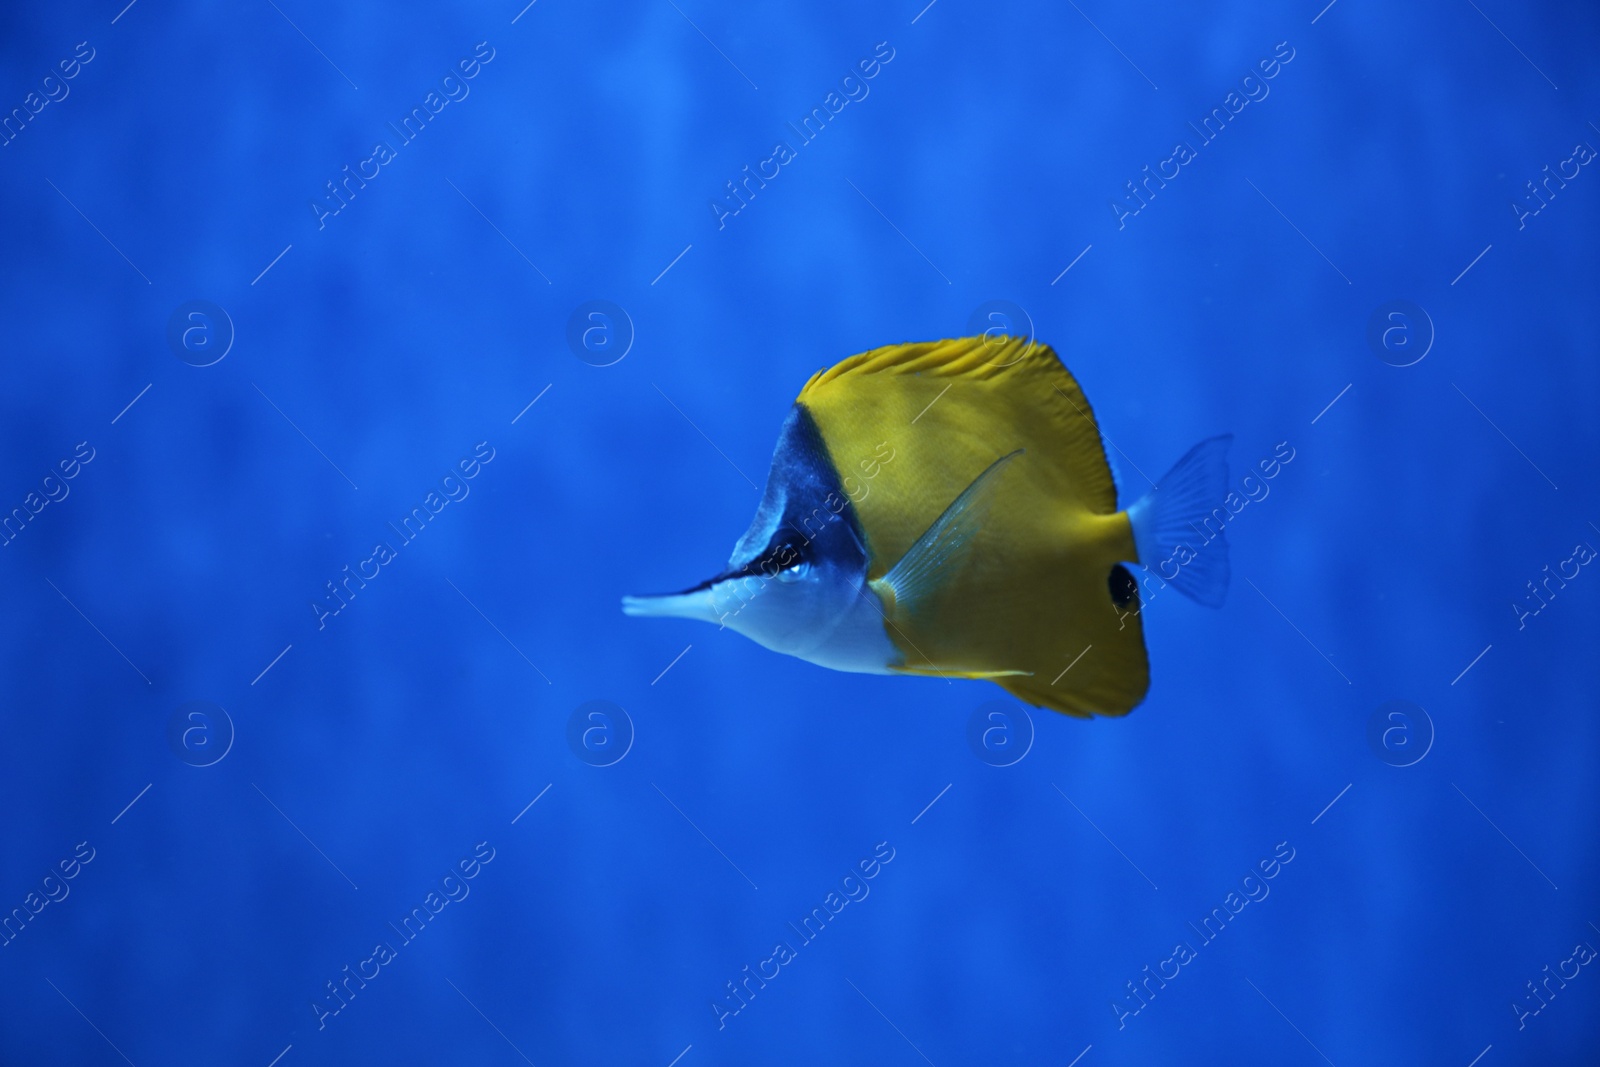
(871, 450, 1025, 679)
(876, 449, 1022, 614)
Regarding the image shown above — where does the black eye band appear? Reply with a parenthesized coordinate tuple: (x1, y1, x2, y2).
(760, 542, 805, 569)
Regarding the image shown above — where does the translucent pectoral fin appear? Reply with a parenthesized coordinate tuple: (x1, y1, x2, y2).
(880, 449, 1022, 614)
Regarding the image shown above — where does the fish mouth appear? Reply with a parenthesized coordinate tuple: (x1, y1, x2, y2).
(623, 555, 789, 624)
(621, 582, 724, 623)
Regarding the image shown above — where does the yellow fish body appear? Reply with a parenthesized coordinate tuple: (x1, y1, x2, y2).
(624, 335, 1230, 718)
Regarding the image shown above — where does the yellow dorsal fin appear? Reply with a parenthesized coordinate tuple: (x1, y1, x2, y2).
(798, 336, 1117, 520)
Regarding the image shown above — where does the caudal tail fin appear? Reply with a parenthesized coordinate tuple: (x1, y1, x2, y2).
(1126, 435, 1232, 608)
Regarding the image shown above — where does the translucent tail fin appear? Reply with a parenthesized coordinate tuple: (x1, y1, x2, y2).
(1126, 435, 1232, 607)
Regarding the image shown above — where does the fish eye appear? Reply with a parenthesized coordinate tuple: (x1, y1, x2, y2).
(776, 559, 812, 583)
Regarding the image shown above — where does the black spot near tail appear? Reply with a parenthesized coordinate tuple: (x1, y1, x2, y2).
(1108, 564, 1139, 609)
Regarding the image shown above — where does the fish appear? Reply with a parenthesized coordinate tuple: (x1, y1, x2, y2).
(622, 336, 1230, 717)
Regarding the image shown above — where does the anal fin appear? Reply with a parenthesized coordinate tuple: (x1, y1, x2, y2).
(890, 665, 1035, 679)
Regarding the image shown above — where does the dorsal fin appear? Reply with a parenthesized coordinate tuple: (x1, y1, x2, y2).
(798, 336, 1117, 521)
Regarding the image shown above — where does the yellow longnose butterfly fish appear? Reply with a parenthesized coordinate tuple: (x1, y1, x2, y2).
(623, 336, 1229, 717)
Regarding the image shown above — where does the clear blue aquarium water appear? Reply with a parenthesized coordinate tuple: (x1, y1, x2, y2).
(2, 1, 1597, 1064)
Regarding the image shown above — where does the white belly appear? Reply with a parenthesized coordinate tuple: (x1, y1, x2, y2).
(794, 583, 900, 675)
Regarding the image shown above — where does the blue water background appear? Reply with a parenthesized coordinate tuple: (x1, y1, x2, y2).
(2, 1, 1597, 1063)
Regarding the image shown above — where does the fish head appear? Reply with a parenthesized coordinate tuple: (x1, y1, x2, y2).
(622, 405, 870, 658)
